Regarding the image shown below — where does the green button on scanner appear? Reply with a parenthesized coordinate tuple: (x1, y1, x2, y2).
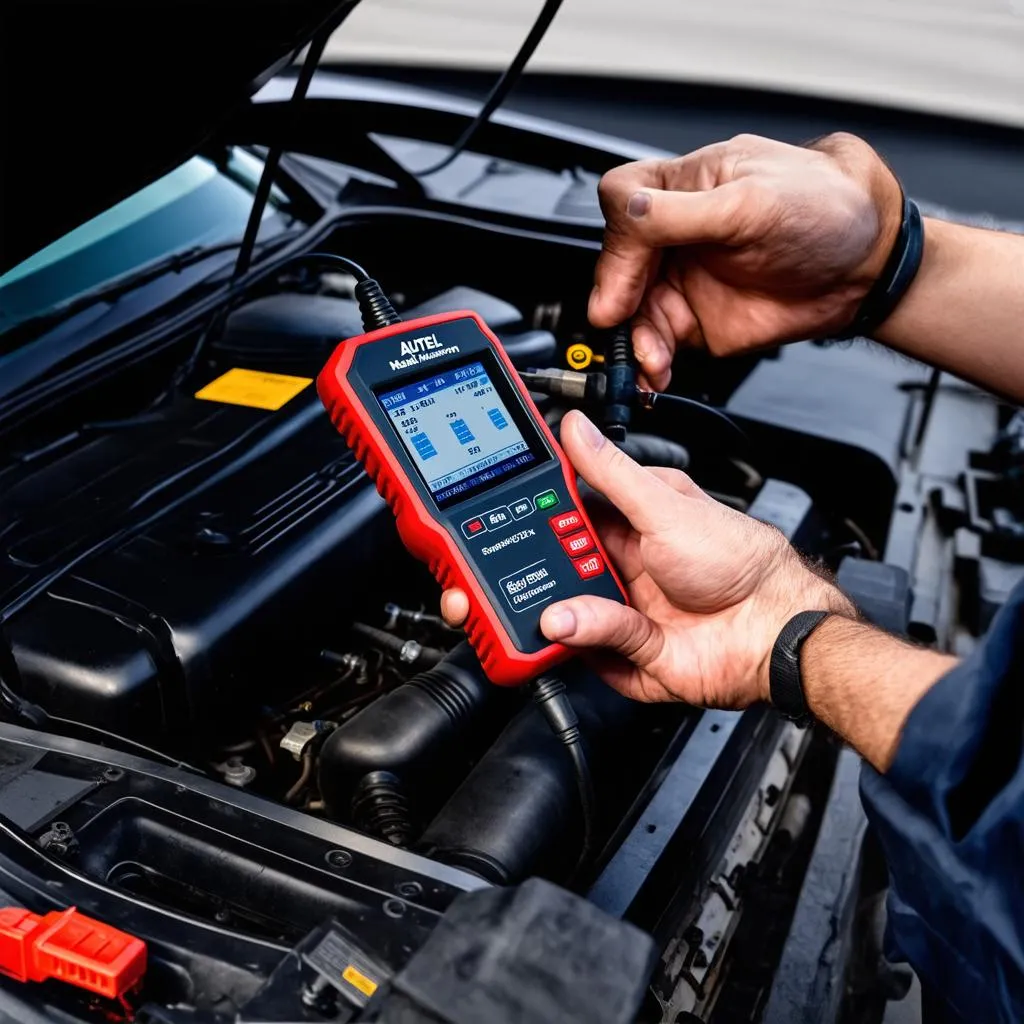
(535, 489, 558, 511)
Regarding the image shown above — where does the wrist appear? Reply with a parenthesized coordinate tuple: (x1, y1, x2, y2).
(853, 156, 904, 295)
(755, 561, 856, 704)
(810, 134, 903, 303)
(875, 217, 950, 347)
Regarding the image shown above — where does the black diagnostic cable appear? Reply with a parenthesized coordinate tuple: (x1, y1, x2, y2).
(635, 388, 748, 447)
(231, 22, 335, 281)
(276, 252, 400, 331)
(415, 0, 566, 177)
(602, 326, 635, 441)
(168, 250, 399, 393)
(529, 674, 596, 876)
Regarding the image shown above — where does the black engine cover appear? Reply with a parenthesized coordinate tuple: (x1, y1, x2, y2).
(1, 387, 391, 747)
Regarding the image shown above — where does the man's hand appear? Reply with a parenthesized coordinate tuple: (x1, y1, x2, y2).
(440, 413, 957, 770)
(440, 410, 853, 709)
(589, 133, 903, 389)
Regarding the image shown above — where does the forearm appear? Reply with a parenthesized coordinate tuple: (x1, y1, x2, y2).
(876, 218, 1024, 402)
(801, 615, 958, 772)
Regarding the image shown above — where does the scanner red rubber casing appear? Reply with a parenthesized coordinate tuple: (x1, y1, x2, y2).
(317, 310, 627, 686)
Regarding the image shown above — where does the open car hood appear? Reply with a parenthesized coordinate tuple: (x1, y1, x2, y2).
(1, 0, 349, 274)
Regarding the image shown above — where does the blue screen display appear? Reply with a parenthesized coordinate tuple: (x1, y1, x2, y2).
(378, 361, 539, 504)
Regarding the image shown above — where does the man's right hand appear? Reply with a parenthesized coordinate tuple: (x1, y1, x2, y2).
(590, 133, 903, 389)
(441, 411, 957, 771)
(442, 411, 855, 710)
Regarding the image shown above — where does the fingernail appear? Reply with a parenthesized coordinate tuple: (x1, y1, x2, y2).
(574, 413, 606, 451)
(543, 605, 577, 640)
(627, 191, 651, 218)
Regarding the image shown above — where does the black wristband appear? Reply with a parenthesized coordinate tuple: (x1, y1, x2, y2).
(769, 611, 830, 724)
(839, 194, 924, 340)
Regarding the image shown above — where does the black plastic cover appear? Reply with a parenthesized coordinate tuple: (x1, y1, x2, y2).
(3, 389, 391, 747)
(836, 557, 912, 634)
(373, 878, 656, 1024)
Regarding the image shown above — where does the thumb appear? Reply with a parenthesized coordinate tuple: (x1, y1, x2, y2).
(560, 410, 681, 534)
(541, 596, 664, 666)
(590, 183, 742, 327)
(620, 183, 744, 248)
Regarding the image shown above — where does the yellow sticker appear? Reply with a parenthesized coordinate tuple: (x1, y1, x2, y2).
(342, 964, 378, 997)
(194, 368, 312, 411)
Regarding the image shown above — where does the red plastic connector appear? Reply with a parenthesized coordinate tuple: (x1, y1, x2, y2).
(0, 906, 146, 999)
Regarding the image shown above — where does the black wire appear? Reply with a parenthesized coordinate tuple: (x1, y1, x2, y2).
(278, 251, 370, 283)
(232, 26, 334, 281)
(529, 675, 596, 878)
(639, 389, 749, 447)
(566, 732, 596, 870)
(164, 249, 373, 396)
(416, 0, 566, 177)
(261, 253, 397, 330)
(913, 366, 942, 450)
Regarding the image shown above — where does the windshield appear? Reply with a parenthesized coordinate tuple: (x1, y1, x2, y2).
(0, 148, 295, 337)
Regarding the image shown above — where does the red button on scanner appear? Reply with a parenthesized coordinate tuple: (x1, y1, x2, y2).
(572, 553, 605, 579)
(549, 510, 583, 536)
(461, 517, 486, 539)
(561, 530, 595, 556)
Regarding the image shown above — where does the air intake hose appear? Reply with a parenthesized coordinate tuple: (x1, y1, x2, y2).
(318, 642, 511, 844)
(418, 673, 640, 883)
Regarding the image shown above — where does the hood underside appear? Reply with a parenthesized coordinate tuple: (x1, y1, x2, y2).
(1, 0, 348, 274)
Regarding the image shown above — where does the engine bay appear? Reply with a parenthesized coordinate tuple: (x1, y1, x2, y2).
(1, 199, 1019, 1022)
(1, 222, 700, 882)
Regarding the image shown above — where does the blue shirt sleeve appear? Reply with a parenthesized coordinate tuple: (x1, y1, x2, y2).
(860, 582, 1024, 1024)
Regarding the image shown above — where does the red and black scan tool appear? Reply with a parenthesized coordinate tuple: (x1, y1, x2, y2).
(318, 310, 627, 686)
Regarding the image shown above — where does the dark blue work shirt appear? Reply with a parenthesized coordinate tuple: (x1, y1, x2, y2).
(860, 584, 1024, 1023)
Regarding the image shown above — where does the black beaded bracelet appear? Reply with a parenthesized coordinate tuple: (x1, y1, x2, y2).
(839, 194, 925, 340)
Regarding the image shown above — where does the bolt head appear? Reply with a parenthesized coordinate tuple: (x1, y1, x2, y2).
(326, 849, 353, 869)
(383, 898, 406, 919)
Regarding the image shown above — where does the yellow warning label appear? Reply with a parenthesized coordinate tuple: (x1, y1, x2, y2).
(194, 368, 312, 411)
(342, 964, 378, 997)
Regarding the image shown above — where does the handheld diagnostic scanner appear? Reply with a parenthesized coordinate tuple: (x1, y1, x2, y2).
(317, 309, 628, 686)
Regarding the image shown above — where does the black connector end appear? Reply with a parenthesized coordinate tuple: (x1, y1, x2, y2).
(603, 325, 636, 439)
(530, 676, 580, 745)
(355, 277, 402, 332)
